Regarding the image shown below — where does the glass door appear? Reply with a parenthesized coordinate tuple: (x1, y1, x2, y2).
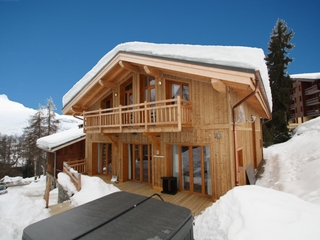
(127, 144, 152, 185)
(97, 143, 112, 175)
(172, 145, 211, 196)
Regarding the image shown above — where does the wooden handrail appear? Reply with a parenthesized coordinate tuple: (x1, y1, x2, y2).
(62, 159, 86, 191)
(83, 97, 192, 133)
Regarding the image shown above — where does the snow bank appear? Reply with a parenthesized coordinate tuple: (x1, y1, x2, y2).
(0, 176, 50, 240)
(1, 176, 34, 186)
(62, 42, 271, 109)
(57, 173, 120, 206)
(194, 185, 320, 240)
(257, 116, 320, 205)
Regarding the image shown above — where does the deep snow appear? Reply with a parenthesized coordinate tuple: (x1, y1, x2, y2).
(1, 116, 320, 239)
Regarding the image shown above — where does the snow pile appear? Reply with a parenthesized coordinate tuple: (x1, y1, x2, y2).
(0, 176, 34, 186)
(257, 116, 320, 205)
(0, 176, 50, 240)
(194, 185, 320, 240)
(57, 173, 120, 206)
(63, 42, 271, 109)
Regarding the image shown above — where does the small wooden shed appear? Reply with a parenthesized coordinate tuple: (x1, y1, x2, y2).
(37, 127, 86, 187)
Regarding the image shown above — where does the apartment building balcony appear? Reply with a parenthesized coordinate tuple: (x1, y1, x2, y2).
(305, 97, 320, 106)
(290, 104, 295, 110)
(305, 84, 320, 95)
(306, 109, 320, 117)
(83, 96, 192, 134)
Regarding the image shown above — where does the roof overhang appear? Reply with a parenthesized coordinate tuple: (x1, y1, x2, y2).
(63, 52, 271, 118)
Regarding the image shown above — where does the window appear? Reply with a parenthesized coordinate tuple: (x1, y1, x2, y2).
(166, 80, 189, 103)
(141, 75, 155, 103)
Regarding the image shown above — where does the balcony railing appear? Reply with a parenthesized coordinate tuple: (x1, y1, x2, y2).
(306, 97, 320, 106)
(83, 96, 192, 133)
(305, 84, 320, 95)
(306, 109, 320, 117)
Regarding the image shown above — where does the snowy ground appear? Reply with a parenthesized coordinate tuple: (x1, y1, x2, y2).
(1, 117, 320, 240)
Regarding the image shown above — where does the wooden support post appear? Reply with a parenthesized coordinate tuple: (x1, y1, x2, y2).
(44, 176, 51, 208)
(144, 133, 161, 154)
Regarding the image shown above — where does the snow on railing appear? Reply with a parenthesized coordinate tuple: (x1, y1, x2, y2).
(63, 159, 86, 191)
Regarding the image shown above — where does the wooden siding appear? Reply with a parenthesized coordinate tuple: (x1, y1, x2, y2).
(83, 71, 264, 201)
(46, 140, 85, 178)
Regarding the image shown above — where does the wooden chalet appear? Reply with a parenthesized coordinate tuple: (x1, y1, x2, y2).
(62, 42, 271, 201)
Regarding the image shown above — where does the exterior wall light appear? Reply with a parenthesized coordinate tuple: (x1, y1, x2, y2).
(114, 92, 118, 97)
(158, 81, 162, 86)
(215, 133, 222, 139)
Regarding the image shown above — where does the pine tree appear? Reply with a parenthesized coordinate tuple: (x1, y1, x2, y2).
(263, 19, 294, 146)
(22, 105, 47, 177)
(21, 98, 60, 177)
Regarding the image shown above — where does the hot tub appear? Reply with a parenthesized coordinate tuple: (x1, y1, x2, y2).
(22, 191, 193, 240)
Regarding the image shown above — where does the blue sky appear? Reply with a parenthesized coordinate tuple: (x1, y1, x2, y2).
(1, 0, 319, 113)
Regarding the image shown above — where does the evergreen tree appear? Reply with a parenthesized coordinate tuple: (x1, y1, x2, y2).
(21, 98, 60, 177)
(22, 105, 47, 177)
(0, 134, 23, 178)
(263, 19, 294, 146)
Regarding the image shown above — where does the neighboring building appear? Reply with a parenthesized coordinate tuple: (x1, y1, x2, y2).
(62, 42, 272, 201)
(290, 73, 320, 129)
(37, 127, 85, 188)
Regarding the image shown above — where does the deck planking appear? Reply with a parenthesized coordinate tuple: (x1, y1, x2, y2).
(99, 175, 213, 216)
(49, 175, 214, 217)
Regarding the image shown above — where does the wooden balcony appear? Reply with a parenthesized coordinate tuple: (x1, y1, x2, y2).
(83, 96, 192, 134)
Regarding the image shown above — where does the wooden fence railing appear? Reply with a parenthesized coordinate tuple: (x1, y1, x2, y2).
(63, 159, 86, 191)
(83, 96, 192, 133)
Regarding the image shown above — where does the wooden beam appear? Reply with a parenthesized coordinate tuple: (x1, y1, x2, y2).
(143, 133, 160, 154)
(102, 133, 119, 152)
(143, 65, 162, 77)
(211, 78, 226, 93)
(99, 79, 118, 89)
(72, 106, 88, 114)
(119, 60, 139, 73)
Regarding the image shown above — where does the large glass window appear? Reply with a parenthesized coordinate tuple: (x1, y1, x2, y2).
(171, 145, 211, 196)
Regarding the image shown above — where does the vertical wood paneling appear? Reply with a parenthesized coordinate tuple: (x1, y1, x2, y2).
(84, 73, 265, 201)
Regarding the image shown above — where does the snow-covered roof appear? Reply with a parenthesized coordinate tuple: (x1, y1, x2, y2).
(290, 72, 320, 79)
(37, 127, 85, 152)
(62, 42, 271, 109)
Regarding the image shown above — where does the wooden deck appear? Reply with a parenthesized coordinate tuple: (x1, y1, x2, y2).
(49, 175, 214, 217)
(99, 175, 213, 216)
